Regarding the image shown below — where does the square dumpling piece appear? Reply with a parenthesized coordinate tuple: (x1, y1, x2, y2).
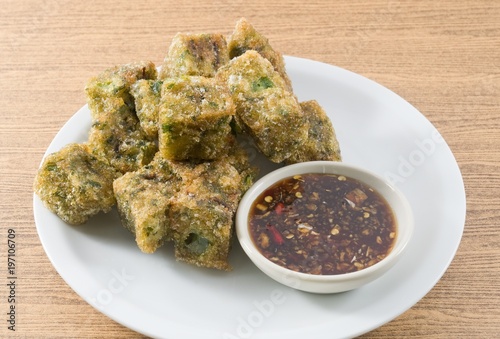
(216, 50, 308, 163)
(86, 62, 158, 173)
(169, 194, 234, 271)
(87, 96, 157, 173)
(228, 18, 293, 92)
(158, 76, 235, 160)
(86, 61, 157, 112)
(33, 143, 119, 225)
(159, 33, 229, 79)
(285, 100, 342, 164)
(113, 155, 183, 253)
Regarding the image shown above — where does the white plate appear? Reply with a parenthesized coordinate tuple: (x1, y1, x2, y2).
(34, 56, 466, 339)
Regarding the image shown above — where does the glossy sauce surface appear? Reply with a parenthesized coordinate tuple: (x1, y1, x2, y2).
(249, 173, 397, 275)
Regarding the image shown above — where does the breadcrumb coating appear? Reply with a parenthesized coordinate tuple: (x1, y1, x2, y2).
(34, 143, 119, 225)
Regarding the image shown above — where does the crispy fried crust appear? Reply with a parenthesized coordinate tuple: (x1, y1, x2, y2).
(87, 97, 157, 173)
(158, 76, 235, 160)
(86, 61, 158, 111)
(168, 156, 253, 270)
(130, 79, 163, 139)
(113, 148, 256, 269)
(285, 100, 342, 164)
(159, 33, 229, 79)
(228, 18, 293, 92)
(113, 155, 182, 253)
(34, 143, 120, 225)
(216, 50, 308, 163)
(86, 62, 158, 173)
(170, 196, 233, 270)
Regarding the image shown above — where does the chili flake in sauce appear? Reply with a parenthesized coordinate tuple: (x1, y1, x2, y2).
(249, 173, 397, 275)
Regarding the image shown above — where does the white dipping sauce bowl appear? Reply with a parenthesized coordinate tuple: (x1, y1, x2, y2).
(236, 161, 414, 294)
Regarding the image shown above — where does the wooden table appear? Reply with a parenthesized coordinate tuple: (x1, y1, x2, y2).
(1, 0, 499, 337)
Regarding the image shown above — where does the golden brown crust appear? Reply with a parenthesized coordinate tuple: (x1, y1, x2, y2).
(216, 50, 308, 163)
(158, 76, 235, 160)
(86, 62, 158, 173)
(159, 33, 229, 79)
(87, 96, 157, 173)
(85, 61, 157, 112)
(113, 150, 255, 269)
(113, 154, 182, 253)
(228, 18, 293, 92)
(285, 100, 342, 164)
(170, 196, 233, 271)
(130, 79, 163, 139)
(34, 143, 120, 225)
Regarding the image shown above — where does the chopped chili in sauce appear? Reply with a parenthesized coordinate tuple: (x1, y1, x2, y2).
(249, 173, 397, 275)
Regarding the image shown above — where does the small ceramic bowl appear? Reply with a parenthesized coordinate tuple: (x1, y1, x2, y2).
(236, 161, 414, 294)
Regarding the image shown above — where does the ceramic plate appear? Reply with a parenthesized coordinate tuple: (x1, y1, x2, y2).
(34, 56, 466, 339)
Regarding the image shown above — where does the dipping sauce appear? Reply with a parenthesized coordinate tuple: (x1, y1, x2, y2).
(248, 173, 397, 275)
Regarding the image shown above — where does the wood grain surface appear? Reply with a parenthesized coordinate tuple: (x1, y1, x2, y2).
(1, 0, 499, 338)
